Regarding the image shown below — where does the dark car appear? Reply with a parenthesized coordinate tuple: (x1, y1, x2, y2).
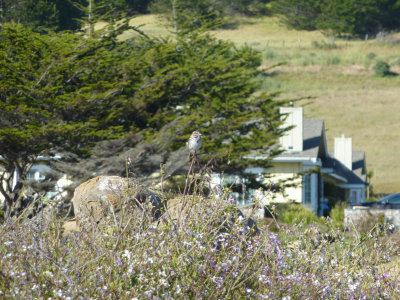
(354, 193, 400, 209)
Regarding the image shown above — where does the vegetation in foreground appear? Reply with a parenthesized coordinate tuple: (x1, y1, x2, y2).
(0, 174, 399, 298)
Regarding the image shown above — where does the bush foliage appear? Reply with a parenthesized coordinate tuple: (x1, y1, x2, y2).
(373, 60, 392, 77)
(281, 203, 321, 225)
(272, 0, 400, 36)
(266, 203, 322, 226)
(0, 177, 399, 298)
(330, 202, 346, 229)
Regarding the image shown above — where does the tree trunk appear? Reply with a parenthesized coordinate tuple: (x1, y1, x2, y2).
(0, 160, 33, 222)
(88, 0, 93, 37)
(4, 198, 11, 221)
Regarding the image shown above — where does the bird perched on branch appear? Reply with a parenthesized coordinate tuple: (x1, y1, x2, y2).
(187, 130, 202, 158)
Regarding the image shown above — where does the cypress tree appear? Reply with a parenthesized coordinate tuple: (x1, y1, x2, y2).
(0, 20, 286, 221)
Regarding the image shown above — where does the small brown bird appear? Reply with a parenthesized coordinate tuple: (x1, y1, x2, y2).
(187, 130, 202, 157)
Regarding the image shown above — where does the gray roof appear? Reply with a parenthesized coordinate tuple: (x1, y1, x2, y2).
(276, 117, 367, 185)
(352, 150, 367, 182)
(249, 117, 367, 186)
(324, 152, 367, 185)
(278, 119, 327, 159)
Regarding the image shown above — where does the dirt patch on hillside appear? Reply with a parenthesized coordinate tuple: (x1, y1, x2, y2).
(260, 64, 375, 76)
(339, 64, 371, 75)
(259, 65, 322, 73)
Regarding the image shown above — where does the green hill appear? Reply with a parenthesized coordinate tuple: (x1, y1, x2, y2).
(128, 15, 400, 194)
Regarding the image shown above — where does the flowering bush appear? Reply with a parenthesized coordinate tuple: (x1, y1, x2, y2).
(0, 187, 399, 298)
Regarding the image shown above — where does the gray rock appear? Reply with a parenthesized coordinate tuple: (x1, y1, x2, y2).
(72, 176, 164, 230)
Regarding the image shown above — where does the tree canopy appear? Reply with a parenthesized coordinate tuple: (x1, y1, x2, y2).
(0, 23, 127, 217)
(4, 0, 400, 36)
(0, 0, 270, 33)
(0, 20, 286, 220)
(272, 0, 400, 36)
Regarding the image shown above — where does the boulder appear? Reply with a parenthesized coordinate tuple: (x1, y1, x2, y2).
(161, 196, 258, 236)
(71, 176, 164, 230)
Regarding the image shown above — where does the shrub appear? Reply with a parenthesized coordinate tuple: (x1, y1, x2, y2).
(373, 60, 391, 77)
(330, 202, 346, 228)
(269, 203, 321, 225)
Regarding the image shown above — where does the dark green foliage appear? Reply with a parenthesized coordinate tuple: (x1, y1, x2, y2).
(17, 0, 59, 31)
(150, 0, 224, 31)
(112, 0, 155, 13)
(0, 0, 270, 33)
(151, 0, 270, 31)
(272, 0, 400, 36)
(0, 23, 131, 218)
(317, 0, 382, 36)
(0, 0, 151, 32)
(0, 0, 84, 32)
(271, 0, 321, 30)
(56, 0, 86, 31)
(0, 21, 286, 220)
(373, 60, 391, 77)
(97, 0, 154, 14)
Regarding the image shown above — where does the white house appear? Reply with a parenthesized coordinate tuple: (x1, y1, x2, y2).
(245, 106, 368, 216)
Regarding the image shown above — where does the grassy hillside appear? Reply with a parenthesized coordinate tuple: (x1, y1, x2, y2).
(127, 15, 400, 194)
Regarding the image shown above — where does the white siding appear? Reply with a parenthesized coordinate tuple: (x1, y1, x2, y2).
(279, 107, 303, 152)
(334, 134, 352, 170)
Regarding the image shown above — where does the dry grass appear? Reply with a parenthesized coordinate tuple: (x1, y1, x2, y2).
(120, 14, 171, 40)
(213, 16, 325, 48)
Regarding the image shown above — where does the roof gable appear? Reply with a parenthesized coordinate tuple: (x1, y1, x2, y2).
(277, 118, 327, 160)
(325, 151, 367, 184)
(352, 150, 367, 182)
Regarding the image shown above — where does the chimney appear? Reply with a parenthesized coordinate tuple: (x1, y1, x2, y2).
(279, 107, 303, 152)
(334, 134, 352, 170)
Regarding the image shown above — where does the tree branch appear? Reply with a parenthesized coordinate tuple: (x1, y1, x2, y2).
(0, 170, 12, 204)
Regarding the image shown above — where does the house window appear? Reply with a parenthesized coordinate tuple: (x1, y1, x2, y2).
(349, 190, 359, 204)
(303, 174, 311, 204)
